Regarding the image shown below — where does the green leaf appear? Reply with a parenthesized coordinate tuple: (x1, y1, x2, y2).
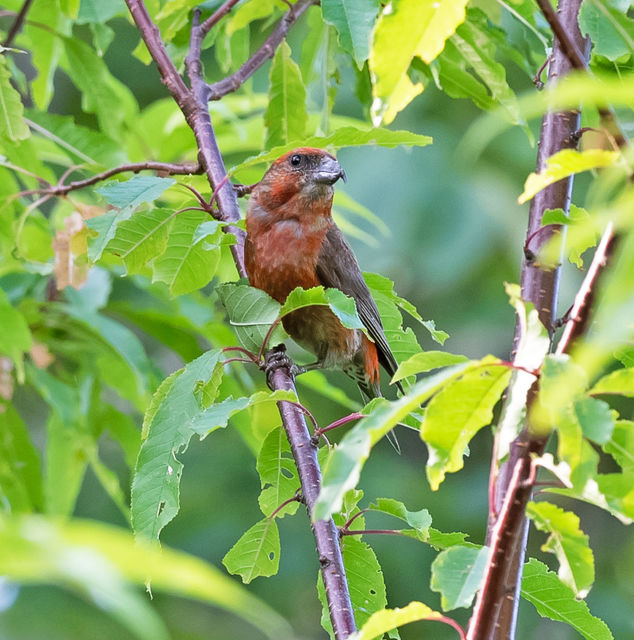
(430, 545, 488, 610)
(349, 601, 450, 640)
(152, 213, 223, 296)
(313, 363, 469, 520)
(0, 403, 44, 512)
(603, 420, 634, 472)
(321, 0, 379, 68)
(319, 535, 393, 638)
(521, 558, 613, 640)
(131, 350, 223, 542)
(423, 359, 511, 490)
(280, 286, 365, 330)
(368, 497, 432, 533)
(190, 390, 296, 439)
(77, 0, 126, 23)
(0, 514, 293, 640)
(370, 0, 468, 124)
(96, 176, 176, 209)
(590, 367, 634, 397)
(0, 57, 30, 142)
(233, 126, 432, 172)
(257, 426, 301, 518)
(86, 208, 134, 262)
(541, 205, 597, 268)
(222, 517, 281, 583)
(574, 397, 614, 445)
(0, 289, 31, 382)
(579, 0, 634, 61)
(264, 41, 307, 149)
(108, 208, 175, 274)
(392, 351, 469, 382)
(518, 149, 620, 205)
(217, 282, 288, 354)
(527, 501, 595, 597)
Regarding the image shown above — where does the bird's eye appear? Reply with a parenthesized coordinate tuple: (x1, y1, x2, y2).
(290, 154, 302, 167)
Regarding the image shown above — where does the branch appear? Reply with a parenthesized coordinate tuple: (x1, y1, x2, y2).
(18, 161, 203, 197)
(267, 348, 357, 639)
(555, 222, 616, 355)
(200, 0, 241, 37)
(471, 2, 588, 638)
(3, 0, 33, 47)
(535, 0, 585, 70)
(125, 3, 356, 636)
(207, 0, 317, 101)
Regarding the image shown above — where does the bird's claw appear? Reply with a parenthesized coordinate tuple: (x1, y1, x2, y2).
(263, 344, 304, 389)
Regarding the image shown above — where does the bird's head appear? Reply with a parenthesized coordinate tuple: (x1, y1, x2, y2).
(252, 148, 346, 210)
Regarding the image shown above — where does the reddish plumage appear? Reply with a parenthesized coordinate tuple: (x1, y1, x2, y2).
(245, 147, 398, 400)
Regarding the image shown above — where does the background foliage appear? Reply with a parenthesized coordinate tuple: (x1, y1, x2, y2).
(1, 0, 633, 639)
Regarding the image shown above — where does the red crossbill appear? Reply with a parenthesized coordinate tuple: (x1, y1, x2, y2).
(245, 147, 402, 405)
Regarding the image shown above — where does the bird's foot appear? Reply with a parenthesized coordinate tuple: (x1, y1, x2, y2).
(263, 344, 304, 389)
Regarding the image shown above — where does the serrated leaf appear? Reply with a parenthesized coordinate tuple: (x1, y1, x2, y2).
(590, 367, 634, 397)
(191, 390, 296, 439)
(96, 176, 175, 209)
(423, 359, 511, 490)
(264, 41, 306, 149)
(519, 150, 620, 205)
(322, 0, 379, 68)
(152, 212, 222, 296)
(131, 350, 223, 542)
(527, 501, 595, 597)
(256, 426, 300, 518)
(579, 0, 634, 61)
(108, 208, 175, 274)
(349, 601, 450, 640)
(392, 351, 469, 382)
(217, 282, 289, 354)
(370, 0, 468, 124)
(233, 127, 432, 172)
(430, 545, 488, 610)
(521, 558, 613, 640)
(222, 517, 280, 583)
(0, 57, 30, 142)
(314, 363, 469, 520)
(368, 497, 432, 533)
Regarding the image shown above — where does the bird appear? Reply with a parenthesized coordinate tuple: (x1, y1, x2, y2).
(245, 147, 403, 432)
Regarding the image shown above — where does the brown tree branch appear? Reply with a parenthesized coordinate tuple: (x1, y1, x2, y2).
(124, 3, 357, 636)
(470, 2, 588, 638)
(199, 0, 241, 37)
(207, 0, 317, 101)
(3, 0, 33, 47)
(18, 161, 203, 198)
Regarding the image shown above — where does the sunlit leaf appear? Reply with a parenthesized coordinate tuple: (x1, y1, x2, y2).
(0, 57, 30, 142)
(223, 517, 280, 583)
(131, 350, 223, 542)
(368, 497, 432, 533)
(590, 367, 634, 397)
(521, 558, 613, 640)
(518, 150, 620, 205)
(96, 176, 175, 209)
(0, 289, 31, 382)
(527, 501, 595, 597)
(264, 41, 307, 149)
(423, 358, 511, 490)
(392, 351, 469, 382)
(430, 545, 488, 610)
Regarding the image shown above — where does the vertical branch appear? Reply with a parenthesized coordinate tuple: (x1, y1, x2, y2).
(469, 2, 587, 639)
(124, 2, 356, 636)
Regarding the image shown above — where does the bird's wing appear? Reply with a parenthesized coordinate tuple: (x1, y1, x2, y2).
(315, 225, 400, 383)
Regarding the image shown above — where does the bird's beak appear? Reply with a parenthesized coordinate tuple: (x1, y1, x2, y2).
(313, 155, 347, 185)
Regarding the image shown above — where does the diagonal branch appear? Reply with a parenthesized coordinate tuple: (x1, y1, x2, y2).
(3, 0, 33, 47)
(200, 0, 241, 37)
(207, 0, 317, 101)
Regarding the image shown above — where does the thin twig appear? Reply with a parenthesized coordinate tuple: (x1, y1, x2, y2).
(199, 0, 242, 37)
(207, 0, 317, 100)
(535, 0, 586, 69)
(3, 0, 33, 47)
(17, 161, 203, 198)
